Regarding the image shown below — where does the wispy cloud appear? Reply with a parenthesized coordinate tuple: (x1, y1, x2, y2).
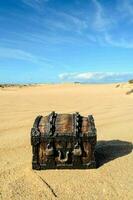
(2, 0, 133, 52)
(57, 11, 88, 32)
(59, 72, 133, 83)
(21, 0, 49, 11)
(3, 0, 133, 49)
(90, 0, 133, 48)
(104, 33, 133, 48)
(0, 47, 51, 66)
(117, 0, 133, 21)
(44, 9, 88, 34)
(92, 0, 113, 31)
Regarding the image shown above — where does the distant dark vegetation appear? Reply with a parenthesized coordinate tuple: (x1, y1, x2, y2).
(0, 84, 34, 88)
(128, 79, 133, 84)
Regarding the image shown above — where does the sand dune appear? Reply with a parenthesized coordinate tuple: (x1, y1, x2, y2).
(0, 83, 133, 200)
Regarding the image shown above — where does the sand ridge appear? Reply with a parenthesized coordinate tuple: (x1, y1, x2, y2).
(0, 83, 133, 200)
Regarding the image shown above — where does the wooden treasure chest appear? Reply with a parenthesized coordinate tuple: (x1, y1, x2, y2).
(31, 112, 97, 169)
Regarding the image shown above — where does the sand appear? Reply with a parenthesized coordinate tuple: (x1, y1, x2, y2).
(0, 83, 133, 200)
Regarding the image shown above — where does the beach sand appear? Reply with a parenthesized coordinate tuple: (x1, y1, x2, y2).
(0, 83, 133, 200)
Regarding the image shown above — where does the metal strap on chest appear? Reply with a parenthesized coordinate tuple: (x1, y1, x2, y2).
(74, 112, 82, 138)
(73, 112, 82, 157)
(45, 111, 57, 167)
(48, 111, 57, 136)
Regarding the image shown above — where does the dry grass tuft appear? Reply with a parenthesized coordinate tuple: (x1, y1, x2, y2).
(126, 89, 133, 95)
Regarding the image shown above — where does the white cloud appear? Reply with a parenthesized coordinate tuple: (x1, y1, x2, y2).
(59, 72, 133, 83)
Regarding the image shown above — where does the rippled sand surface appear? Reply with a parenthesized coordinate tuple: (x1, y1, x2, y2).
(0, 83, 133, 200)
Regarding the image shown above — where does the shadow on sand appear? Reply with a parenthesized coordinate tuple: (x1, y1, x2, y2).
(95, 140, 133, 168)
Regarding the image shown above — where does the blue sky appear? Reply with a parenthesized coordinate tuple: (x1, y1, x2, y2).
(0, 0, 133, 83)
